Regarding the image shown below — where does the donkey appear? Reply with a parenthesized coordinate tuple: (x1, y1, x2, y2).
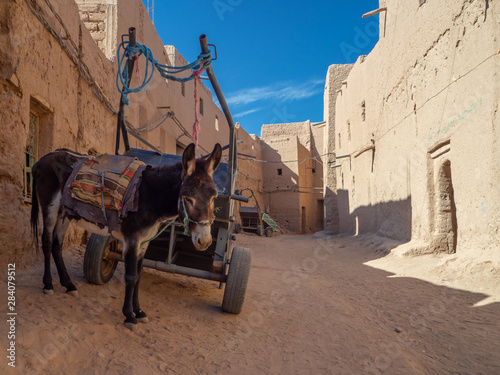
(31, 143, 221, 329)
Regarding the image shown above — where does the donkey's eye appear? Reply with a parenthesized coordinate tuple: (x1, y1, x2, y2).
(184, 197, 195, 205)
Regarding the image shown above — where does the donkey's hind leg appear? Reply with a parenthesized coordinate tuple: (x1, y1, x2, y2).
(41, 224, 55, 294)
(41, 201, 58, 294)
(52, 215, 77, 294)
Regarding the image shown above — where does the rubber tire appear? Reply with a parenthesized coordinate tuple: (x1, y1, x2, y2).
(222, 246, 252, 314)
(265, 227, 273, 237)
(234, 223, 242, 234)
(84, 234, 118, 285)
(256, 225, 263, 236)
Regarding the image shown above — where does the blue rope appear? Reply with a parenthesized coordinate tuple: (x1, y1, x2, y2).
(116, 41, 212, 105)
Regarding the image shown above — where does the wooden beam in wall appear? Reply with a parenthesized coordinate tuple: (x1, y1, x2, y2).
(362, 7, 387, 18)
(354, 144, 375, 158)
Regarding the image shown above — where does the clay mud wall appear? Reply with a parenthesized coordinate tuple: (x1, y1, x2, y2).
(232, 126, 264, 225)
(323, 64, 353, 234)
(0, 0, 235, 267)
(331, 0, 500, 254)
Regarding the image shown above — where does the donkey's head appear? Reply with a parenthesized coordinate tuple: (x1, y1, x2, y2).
(179, 143, 222, 251)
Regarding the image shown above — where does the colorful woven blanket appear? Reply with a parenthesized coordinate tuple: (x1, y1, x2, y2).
(70, 154, 145, 211)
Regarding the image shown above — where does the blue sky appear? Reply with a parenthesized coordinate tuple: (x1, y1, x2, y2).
(142, 0, 380, 136)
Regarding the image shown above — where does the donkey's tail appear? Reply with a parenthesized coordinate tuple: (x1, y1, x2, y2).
(30, 173, 40, 253)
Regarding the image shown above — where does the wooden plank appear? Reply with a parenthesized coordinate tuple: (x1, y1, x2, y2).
(362, 7, 387, 18)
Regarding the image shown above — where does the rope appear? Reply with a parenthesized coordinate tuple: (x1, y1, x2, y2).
(135, 54, 141, 82)
(116, 41, 212, 105)
(140, 217, 178, 245)
(135, 112, 172, 134)
(237, 169, 261, 181)
(24, 0, 210, 154)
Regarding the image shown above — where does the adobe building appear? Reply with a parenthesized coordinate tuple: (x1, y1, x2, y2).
(260, 121, 325, 233)
(327, 0, 500, 255)
(0, 0, 247, 266)
(323, 64, 353, 234)
(232, 126, 265, 215)
(2, 0, 497, 266)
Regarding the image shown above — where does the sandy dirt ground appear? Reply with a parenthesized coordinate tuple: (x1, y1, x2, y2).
(1, 232, 500, 374)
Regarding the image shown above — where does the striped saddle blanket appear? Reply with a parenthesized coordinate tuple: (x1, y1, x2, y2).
(70, 154, 145, 212)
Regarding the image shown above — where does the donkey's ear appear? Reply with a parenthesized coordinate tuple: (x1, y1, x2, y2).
(205, 143, 222, 177)
(182, 143, 196, 178)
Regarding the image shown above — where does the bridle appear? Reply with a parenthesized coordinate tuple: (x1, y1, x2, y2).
(180, 195, 215, 235)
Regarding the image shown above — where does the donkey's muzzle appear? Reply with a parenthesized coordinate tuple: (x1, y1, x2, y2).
(192, 225, 212, 251)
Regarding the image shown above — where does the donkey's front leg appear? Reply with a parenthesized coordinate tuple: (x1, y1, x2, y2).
(122, 241, 139, 328)
(133, 257, 148, 323)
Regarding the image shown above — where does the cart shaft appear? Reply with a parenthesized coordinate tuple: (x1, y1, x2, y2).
(143, 259, 227, 282)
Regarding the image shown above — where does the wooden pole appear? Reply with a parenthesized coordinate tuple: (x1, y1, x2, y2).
(354, 144, 375, 158)
(199, 34, 237, 198)
(115, 27, 135, 155)
(362, 7, 387, 18)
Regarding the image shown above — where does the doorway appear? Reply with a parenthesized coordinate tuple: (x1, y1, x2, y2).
(435, 160, 457, 253)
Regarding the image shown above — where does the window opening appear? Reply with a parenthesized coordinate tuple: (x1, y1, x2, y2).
(199, 97, 204, 115)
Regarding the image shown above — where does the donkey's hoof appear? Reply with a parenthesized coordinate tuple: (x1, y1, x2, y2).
(43, 288, 54, 295)
(66, 290, 79, 297)
(135, 310, 148, 323)
(124, 316, 138, 331)
(124, 322, 138, 331)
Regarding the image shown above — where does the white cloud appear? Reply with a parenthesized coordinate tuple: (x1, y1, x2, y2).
(233, 107, 263, 118)
(227, 79, 324, 106)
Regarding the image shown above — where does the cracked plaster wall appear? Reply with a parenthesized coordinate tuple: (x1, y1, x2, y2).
(0, 0, 233, 266)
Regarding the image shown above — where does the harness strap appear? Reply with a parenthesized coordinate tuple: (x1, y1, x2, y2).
(181, 196, 215, 236)
(98, 169, 108, 227)
(139, 197, 216, 246)
(181, 197, 190, 236)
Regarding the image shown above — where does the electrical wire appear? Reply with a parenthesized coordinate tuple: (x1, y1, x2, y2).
(24, 0, 211, 155)
(237, 152, 336, 164)
(347, 49, 500, 157)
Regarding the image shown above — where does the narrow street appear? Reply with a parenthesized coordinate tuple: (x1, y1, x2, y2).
(2, 232, 500, 374)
